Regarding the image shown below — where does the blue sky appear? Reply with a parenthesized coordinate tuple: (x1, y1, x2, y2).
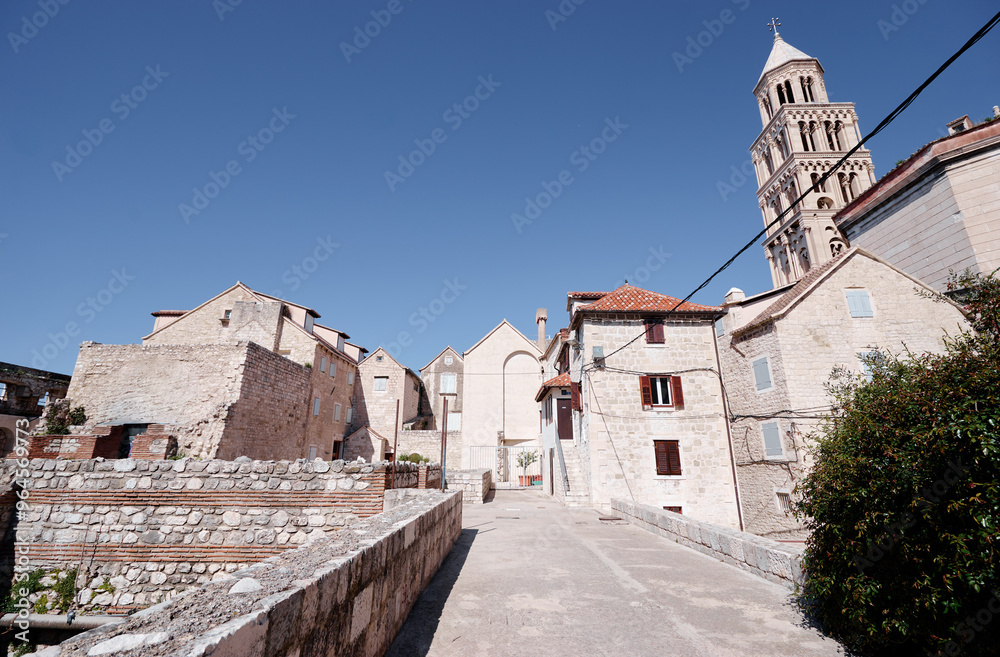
(2, 1, 998, 375)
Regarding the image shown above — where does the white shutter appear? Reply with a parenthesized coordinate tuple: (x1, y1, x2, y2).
(762, 422, 783, 457)
(846, 290, 873, 317)
(753, 357, 772, 391)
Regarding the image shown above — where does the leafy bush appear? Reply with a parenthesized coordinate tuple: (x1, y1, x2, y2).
(796, 271, 1000, 655)
(67, 406, 87, 425)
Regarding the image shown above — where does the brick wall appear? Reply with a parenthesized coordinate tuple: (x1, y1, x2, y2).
(44, 491, 462, 657)
(2, 458, 428, 614)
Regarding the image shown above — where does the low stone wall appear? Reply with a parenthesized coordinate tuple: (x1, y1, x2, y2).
(612, 499, 803, 590)
(37, 491, 462, 657)
(2, 458, 430, 614)
(18, 425, 179, 461)
(395, 430, 462, 470)
(446, 469, 491, 503)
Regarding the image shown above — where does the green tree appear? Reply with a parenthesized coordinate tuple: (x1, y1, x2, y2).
(796, 271, 1000, 656)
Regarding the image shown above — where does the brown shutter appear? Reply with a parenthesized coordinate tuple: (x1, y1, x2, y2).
(639, 376, 652, 407)
(653, 322, 665, 343)
(670, 376, 684, 408)
(666, 441, 682, 475)
(654, 441, 669, 475)
(570, 382, 581, 410)
(644, 321, 654, 343)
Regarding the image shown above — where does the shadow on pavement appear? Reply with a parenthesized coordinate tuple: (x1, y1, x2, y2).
(386, 527, 479, 657)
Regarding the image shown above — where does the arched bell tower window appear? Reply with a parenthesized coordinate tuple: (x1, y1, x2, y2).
(784, 80, 795, 103)
(776, 84, 787, 105)
(762, 95, 773, 119)
(849, 172, 862, 198)
(763, 148, 774, 176)
(838, 173, 855, 202)
(810, 172, 827, 193)
(799, 121, 816, 151)
(824, 121, 842, 150)
(800, 76, 815, 102)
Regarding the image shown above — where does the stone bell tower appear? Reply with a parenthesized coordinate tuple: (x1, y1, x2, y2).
(751, 20, 876, 287)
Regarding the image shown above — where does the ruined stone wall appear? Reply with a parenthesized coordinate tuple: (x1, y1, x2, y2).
(2, 458, 430, 615)
(41, 491, 462, 657)
(394, 430, 462, 467)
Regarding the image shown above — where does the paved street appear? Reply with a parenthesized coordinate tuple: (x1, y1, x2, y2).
(388, 490, 845, 657)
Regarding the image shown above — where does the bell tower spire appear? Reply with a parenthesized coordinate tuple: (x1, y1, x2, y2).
(750, 27, 877, 287)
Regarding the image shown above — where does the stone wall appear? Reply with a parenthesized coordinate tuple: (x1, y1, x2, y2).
(445, 469, 491, 503)
(2, 458, 430, 615)
(65, 342, 312, 460)
(354, 350, 421, 440)
(419, 347, 464, 427)
(612, 499, 803, 590)
(34, 491, 462, 657)
(394, 430, 462, 468)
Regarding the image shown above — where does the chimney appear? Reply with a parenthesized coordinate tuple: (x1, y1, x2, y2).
(994, 105, 1000, 119)
(536, 308, 547, 349)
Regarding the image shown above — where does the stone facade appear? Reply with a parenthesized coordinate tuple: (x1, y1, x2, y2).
(1, 457, 434, 615)
(394, 430, 461, 469)
(576, 318, 740, 527)
(32, 491, 462, 657)
(64, 283, 359, 462)
(418, 346, 464, 431)
(445, 469, 491, 504)
(718, 249, 971, 537)
(835, 119, 1000, 291)
(461, 320, 543, 460)
(352, 348, 423, 444)
(0, 363, 71, 456)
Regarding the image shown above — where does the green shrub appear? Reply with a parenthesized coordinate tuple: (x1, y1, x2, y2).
(4, 569, 45, 613)
(796, 271, 1000, 656)
(53, 568, 78, 612)
(67, 406, 87, 425)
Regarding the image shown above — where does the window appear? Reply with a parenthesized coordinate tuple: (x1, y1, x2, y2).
(320, 357, 327, 373)
(374, 376, 388, 392)
(0, 383, 6, 401)
(348, 371, 355, 385)
(38, 392, 49, 407)
(715, 318, 725, 338)
(447, 412, 462, 431)
(663, 506, 683, 514)
(859, 350, 884, 382)
(752, 357, 773, 392)
(543, 396, 553, 425)
(329, 361, 337, 378)
(846, 290, 873, 318)
(346, 406, 353, 424)
(440, 373, 456, 394)
(762, 422, 784, 458)
(644, 320, 665, 344)
(223, 309, 232, 320)
(445, 355, 453, 365)
(376, 356, 383, 362)
(313, 398, 321, 416)
(639, 376, 683, 409)
(334, 403, 342, 421)
(308, 445, 318, 461)
(653, 440, 682, 476)
(777, 492, 792, 513)
(304, 315, 314, 333)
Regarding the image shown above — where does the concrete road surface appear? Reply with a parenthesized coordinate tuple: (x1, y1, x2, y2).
(387, 489, 846, 657)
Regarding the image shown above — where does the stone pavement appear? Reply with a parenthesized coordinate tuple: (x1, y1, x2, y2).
(387, 489, 846, 657)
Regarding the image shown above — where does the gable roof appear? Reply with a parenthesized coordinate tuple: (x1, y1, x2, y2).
(733, 247, 965, 336)
(577, 284, 722, 314)
(566, 291, 609, 311)
(419, 346, 463, 373)
(534, 372, 571, 402)
(464, 319, 543, 357)
(344, 424, 390, 444)
(142, 281, 263, 341)
(360, 347, 420, 379)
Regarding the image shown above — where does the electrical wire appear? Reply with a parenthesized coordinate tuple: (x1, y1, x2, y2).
(596, 9, 1000, 366)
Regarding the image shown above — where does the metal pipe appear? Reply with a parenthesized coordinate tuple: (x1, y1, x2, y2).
(0, 613, 122, 631)
(440, 397, 448, 491)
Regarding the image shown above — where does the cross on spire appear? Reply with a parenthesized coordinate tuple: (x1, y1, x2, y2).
(768, 18, 781, 35)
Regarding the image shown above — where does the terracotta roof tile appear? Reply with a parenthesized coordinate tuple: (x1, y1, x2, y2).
(535, 372, 571, 401)
(567, 291, 609, 299)
(579, 284, 722, 314)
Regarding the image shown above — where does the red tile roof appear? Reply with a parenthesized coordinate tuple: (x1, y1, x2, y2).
(535, 372, 571, 401)
(567, 291, 608, 298)
(579, 284, 722, 314)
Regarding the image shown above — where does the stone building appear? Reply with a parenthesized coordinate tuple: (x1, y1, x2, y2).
(63, 282, 360, 461)
(461, 319, 544, 464)
(0, 362, 70, 454)
(717, 248, 970, 537)
(418, 346, 464, 431)
(834, 114, 1000, 291)
(351, 347, 425, 449)
(752, 28, 876, 287)
(544, 284, 741, 528)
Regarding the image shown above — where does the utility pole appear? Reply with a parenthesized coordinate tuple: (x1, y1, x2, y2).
(391, 399, 399, 489)
(440, 396, 448, 491)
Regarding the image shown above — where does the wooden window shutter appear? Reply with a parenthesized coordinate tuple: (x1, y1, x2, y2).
(644, 321, 654, 343)
(654, 441, 669, 475)
(653, 322, 665, 343)
(570, 382, 581, 410)
(666, 441, 681, 475)
(670, 376, 684, 408)
(639, 376, 652, 407)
